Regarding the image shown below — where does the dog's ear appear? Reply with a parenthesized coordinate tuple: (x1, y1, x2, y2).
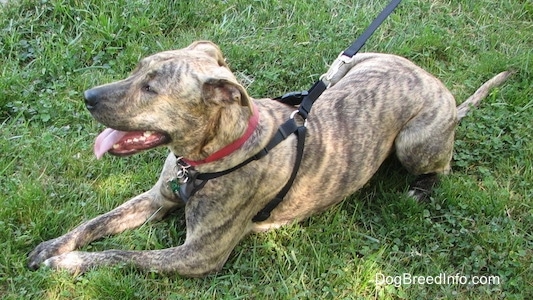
(202, 78, 253, 114)
(187, 41, 227, 67)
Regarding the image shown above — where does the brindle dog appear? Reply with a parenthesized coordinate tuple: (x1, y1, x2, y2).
(28, 41, 510, 276)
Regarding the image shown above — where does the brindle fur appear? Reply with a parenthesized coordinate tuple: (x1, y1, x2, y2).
(28, 41, 511, 276)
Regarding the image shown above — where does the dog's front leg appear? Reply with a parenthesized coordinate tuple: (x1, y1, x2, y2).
(34, 179, 257, 276)
(37, 240, 234, 277)
(33, 203, 251, 276)
(27, 188, 179, 270)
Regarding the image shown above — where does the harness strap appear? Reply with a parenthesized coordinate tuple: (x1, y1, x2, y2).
(298, 80, 327, 119)
(252, 125, 306, 222)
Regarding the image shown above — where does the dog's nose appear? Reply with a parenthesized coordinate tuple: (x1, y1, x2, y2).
(84, 88, 100, 110)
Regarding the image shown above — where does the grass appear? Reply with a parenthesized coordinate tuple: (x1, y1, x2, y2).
(0, 0, 531, 298)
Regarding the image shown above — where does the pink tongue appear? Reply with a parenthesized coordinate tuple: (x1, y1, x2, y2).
(94, 128, 127, 159)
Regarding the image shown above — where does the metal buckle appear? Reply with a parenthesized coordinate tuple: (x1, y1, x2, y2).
(290, 110, 308, 127)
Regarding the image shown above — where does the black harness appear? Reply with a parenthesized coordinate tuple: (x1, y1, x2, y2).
(169, 0, 402, 222)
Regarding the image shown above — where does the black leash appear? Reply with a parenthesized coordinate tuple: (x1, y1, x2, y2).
(174, 0, 402, 222)
(344, 0, 402, 57)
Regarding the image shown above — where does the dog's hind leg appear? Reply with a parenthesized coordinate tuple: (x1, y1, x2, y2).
(407, 172, 440, 201)
(394, 93, 457, 201)
(395, 71, 512, 201)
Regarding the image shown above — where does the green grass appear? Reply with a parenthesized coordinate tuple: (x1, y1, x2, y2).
(1, 0, 531, 299)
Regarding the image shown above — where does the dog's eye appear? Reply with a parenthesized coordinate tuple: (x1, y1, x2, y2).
(142, 84, 156, 94)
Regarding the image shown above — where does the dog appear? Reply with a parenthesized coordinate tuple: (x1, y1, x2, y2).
(28, 41, 510, 276)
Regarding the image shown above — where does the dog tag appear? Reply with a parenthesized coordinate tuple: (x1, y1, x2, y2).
(168, 179, 182, 196)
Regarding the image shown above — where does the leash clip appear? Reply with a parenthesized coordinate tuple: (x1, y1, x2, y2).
(320, 53, 353, 87)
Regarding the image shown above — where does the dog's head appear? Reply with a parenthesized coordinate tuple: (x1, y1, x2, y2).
(84, 41, 254, 159)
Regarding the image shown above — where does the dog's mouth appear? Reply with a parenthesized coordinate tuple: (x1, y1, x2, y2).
(94, 128, 170, 159)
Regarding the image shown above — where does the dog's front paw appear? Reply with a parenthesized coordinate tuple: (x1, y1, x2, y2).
(28, 237, 75, 270)
(42, 252, 90, 274)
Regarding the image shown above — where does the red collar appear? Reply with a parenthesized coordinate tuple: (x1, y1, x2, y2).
(182, 105, 259, 166)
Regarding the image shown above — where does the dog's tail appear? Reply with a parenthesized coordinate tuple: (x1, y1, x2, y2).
(457, 70, 513, 120)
